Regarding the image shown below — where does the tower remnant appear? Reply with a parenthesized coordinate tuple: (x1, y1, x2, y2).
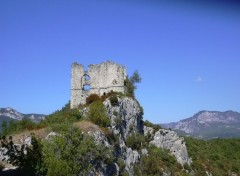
(71, 61, 126, 108)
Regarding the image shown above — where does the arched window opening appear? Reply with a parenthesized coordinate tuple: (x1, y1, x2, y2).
(84, 74, 90, 81)
(83, 84, 91, 91)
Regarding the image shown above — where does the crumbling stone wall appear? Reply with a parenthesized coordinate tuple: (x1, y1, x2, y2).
(71, 61, 126, 108)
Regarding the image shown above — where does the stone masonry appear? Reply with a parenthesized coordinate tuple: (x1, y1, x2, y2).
(71, 61, 126, 108)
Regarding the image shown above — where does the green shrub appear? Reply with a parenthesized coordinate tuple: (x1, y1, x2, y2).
(1, 118, 38, 136)
(86, 93, 101, 104)
(101, 90, 114, 101)
(183, 163, 191, 171)
(6, 125, 114, 176)
(87, 100, 110, 127)
(126, 132, 146, 150)
(124, 77, 135, 97)
(109, 95, 119, 106)
(185, 137, 240, 175)
(101, 127, 118, 146)
(49, 122, 72, 133)
(134, 145, 183, 175)
(1, 121, 8, 136)
(17, 118, 37, 130)
(114, 117, 122, 127)
(124, 70, 141, 97)
(8, 136, 46, 175)
(139, 106, 144, 115)
(144, 120, 161, 133)
(42, 102, 81, 126)
(116, 158, 126, 172)
(113, 110, 118, 116)
(43, 126, 113, 175)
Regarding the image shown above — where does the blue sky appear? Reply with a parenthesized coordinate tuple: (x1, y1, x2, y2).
(1, 0, 240, 123)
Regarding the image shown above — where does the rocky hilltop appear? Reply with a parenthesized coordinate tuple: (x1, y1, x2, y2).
(105, 97, 191, 174)
(0, 96, 192, 175)
(0, 107, 45, 124)
(163, 110, 240, 139)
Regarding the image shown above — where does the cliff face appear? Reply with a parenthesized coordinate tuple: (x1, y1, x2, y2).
(104, 97, 144, 140)
(104, 97, 144, 175)
(102, 97, 191, 175)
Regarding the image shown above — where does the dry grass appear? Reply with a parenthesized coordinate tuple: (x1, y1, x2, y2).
(10, 128, 48, 144)
(6, 120, 102, 144)
(73, 120, 101, 133)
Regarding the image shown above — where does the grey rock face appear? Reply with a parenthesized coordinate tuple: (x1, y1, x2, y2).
(0, 107, 24, 120)
(104, 97, 144, 141)
(18, 135, 32, 146)
(141, 148, 148, 156)
(144, 126, 154, 135)
(124, 147, 140, 175)
(144, 126, 154, 139)
(87, 130, 111, 147)
(104, 97, 143, 175)
(148, 128, 192, 165)
(0, 147, 9, 162)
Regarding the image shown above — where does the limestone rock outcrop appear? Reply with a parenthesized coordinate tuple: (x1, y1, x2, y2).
(103, 96, 144, 175)
(146, 127, 192, 165)
(87, 130, 111, 147)
(124, 147, 140, 175)
(0, 147, 9, 162)
(104, 96, 144, 140)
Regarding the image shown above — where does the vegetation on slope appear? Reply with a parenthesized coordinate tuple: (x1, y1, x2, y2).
(87, 100, 110, 127)
(185, 137, 240, 175)
(134, 145, 184, 176)
(1, 98, 240, 175)
(5, 126, 112, 176)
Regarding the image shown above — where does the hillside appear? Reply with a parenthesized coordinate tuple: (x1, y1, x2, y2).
(163, 110, 240, 139)
(185, 137, 240, 175)
(1, 96, 240, 175)
(0, 95, 192, 175)
(0, 107, 45, 124)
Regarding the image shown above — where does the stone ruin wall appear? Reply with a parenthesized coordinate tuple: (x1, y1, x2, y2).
(71, 61, 126, 108)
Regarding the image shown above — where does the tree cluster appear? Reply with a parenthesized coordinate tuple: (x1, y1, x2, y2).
(124, 70, 141, 97)
(2, 126, 112, 176)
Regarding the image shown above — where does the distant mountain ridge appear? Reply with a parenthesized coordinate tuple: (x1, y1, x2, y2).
(162, 110, 240, 139)
(0, 107, 46, 124)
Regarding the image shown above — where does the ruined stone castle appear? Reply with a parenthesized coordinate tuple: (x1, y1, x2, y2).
(71, 61, 126, 108)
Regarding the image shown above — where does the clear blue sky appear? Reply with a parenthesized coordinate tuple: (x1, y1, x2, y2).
(1, 0, 240, 123)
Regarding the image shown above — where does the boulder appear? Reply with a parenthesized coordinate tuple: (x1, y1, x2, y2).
(149, 128, 192, 165)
